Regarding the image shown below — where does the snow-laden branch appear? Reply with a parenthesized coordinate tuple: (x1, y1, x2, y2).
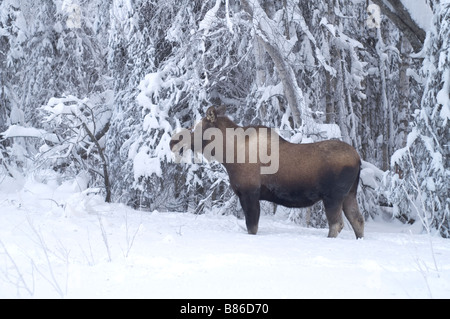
(198, 0, 222, 36)
(38, 94, 113, 202)
(371, 0, 430, 52)
(1, 125, 59, 144)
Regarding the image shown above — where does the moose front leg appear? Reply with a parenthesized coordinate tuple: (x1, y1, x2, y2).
(238, 190, 261, 235)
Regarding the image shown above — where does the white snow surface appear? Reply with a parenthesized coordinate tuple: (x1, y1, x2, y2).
(1, 176, 449, 299)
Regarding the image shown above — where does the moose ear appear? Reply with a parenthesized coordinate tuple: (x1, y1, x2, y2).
(206, 106, 217, 123)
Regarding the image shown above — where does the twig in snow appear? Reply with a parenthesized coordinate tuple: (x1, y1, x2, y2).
(97, 214, 112, 262)
(0, 239, 35, 296)
(123, 210, 142, 257)
(26, 216, 66, 297)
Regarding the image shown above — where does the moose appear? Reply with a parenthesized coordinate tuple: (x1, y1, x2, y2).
(170, 106, 364, 239)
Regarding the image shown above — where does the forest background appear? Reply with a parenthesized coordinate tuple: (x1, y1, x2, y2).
(1, 0, 448, 236)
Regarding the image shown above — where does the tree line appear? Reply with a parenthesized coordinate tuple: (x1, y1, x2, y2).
(0, 0, 448, 236)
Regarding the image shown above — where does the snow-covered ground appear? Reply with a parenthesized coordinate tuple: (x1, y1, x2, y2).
(1, 176, 449, 299)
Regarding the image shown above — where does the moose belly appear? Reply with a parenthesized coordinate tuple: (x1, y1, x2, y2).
(260, 184, 321, 208)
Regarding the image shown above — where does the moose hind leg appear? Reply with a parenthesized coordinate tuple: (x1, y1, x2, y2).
(343, 194, 364, 239)
(238, 191, 261, 235)
(324, 200, 344, 238)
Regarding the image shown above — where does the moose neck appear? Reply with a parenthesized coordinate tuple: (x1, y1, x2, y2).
(213, 117, 256, 173)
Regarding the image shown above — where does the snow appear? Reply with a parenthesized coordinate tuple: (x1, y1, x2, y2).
(133, 146, 162, 179)
(1, 177, 449, 299)
(62, 1, 82, 29)
(400, 0, 433, 32)
(360, 160, 385, 191)
(198, 0, 222, 36)
(391, 127, 419, 167)
(138, 72, 163, 101)
(1, 125, 59, 144)
(225, 0, 234, 34)
(436, 68, 450, 125)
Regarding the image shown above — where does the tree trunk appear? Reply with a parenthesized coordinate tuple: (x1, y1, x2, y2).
(325, 0, 336, 124)
(397, 35, 412, 148)
(335, 48, 350, 144)
(254, 37, 267, 88)
(241, 0, 303, 128)
(82, 122, 111, 203)
(376, 27, 392, 171)
(257, 37, 303, 128)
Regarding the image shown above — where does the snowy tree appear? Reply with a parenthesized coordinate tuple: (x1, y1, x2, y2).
(38, 93, 113, 202)
(389, 0, 450, 237)
(1, 0, 448, 235)
(0, 0, 110, 181)
(105, 0, 254, 211)
(0, 0, 108, 126)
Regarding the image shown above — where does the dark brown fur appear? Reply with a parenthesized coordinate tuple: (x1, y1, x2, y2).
(170, 106, 364, 239)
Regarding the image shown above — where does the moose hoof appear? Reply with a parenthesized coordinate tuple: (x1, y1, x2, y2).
(247, 226, 258, 235)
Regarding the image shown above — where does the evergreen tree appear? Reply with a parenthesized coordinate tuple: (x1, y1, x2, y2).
(389, 0, 450, 237)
